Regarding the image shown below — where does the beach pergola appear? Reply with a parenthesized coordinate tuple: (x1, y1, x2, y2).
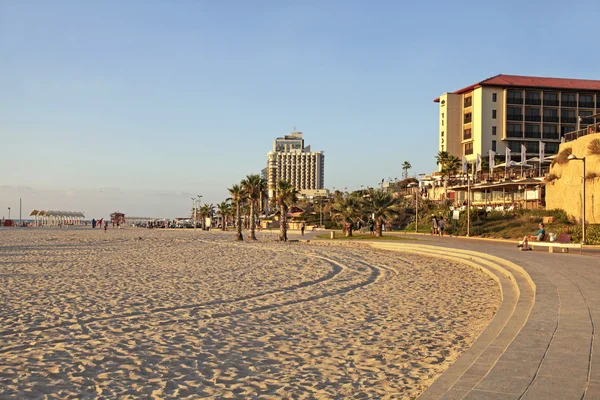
(30, 210, 85, 226)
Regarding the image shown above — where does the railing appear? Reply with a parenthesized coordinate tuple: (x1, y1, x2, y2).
(464, 98, 472, 108)
(525, 115, 541, 122)
(507, 98, 523, 105)
(564, 123, 600, 142)
(524, 131, 541, 139)
(463, 131, 472, 140)
(579, 102, 595, 108)
(525, 98, 542, 105)
(543, 116, 559, 123)
(464, 116, 472, 124)
(543, 100, 559, 106)
(507, 114, 524, 121)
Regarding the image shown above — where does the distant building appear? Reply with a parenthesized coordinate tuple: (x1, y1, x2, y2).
(267, 130, 325, 199)
(435, 74, 600, 163)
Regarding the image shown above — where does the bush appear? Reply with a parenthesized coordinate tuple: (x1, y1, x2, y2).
(486, 210, 508, 221)
(588, 139, 600, 156)
(570, 224, 600, 245)
(552, 147, 572, 166)
(545, 173, 559, 183)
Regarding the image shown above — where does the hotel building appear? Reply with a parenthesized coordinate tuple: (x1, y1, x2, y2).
(435, 74, 600, 162)
(266, 131, 325, 199)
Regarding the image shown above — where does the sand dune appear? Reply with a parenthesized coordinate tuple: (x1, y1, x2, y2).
(0, 229, 499, 399)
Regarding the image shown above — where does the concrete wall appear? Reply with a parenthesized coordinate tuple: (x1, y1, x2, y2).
(439, 93, 462, 160)
(546, 133, 600, 223)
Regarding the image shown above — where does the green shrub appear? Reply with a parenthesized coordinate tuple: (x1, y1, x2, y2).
(486, 210, 508, 221)
(570, 224, 600, 245)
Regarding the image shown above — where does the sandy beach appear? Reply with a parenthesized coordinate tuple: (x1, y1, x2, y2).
(0, 228, 500, 399)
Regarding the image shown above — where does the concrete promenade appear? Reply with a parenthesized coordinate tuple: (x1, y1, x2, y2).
(368, 234, 599, 399)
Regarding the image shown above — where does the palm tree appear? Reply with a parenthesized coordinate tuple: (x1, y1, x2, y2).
(365, 189, 401, 237)
(198, 204, 214, 230)
(228, 184, 244, 241)
(331, 194, 362, 236)
(257, 177, 268, 215)
(402, 161, 412, 179)
(217, 201, 231, 231)
(436, 151, 450, 171)
(242, 174, 261, 240)
(274, 180, 299, 242)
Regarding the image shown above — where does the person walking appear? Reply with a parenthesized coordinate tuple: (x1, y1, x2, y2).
(438, 216, 446, 237)
(431, 215, 438, 236)
(301, 221, 305, 236)
(368, 218, 375, 237)
(104, 221, 108, 232)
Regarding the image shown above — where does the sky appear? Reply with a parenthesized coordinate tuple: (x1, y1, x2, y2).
(2, 0, 600, 219)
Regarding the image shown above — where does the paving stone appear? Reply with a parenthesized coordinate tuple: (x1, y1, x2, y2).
(520, 375, 586, 400)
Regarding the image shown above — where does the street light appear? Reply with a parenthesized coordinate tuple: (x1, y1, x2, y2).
(567, 154, 586, 243)
(197, 195, 203, 229)
(191, 198, 197, 231)
(8, 207, 10, 219)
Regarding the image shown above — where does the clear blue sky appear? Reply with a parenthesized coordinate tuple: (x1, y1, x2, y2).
(2, 0, 599, 218)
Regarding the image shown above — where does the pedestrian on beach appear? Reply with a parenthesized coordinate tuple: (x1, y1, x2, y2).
(104, 221, 108, 232)
(301, 221, 305, 236)
(438, 216, 445, 237)
(368, 218, 375, 237)
(431, 215, 438, 235)
(92, 218, 96, 229)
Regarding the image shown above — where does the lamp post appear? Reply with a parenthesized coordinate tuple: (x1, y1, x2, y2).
(8, 207, 10, 219)
(191, 198, 197, 231)
(197, 195, 203, 229)
(415, 186, 419, 233)
(567, 155, 586, 243)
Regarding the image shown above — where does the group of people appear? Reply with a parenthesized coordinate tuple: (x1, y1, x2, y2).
(431, 215, 446, 236)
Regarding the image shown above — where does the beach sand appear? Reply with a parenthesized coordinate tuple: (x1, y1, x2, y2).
(0, 229, 500, 399)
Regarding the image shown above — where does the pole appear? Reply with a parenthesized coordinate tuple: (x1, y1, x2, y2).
(467, 172, 471, 237)
(20, 198, 22, 226)
(415, 187, 419, 233)
(582, 158, 586, 244)
(8, 207, 10, 219)
(192, 198, 196, 231)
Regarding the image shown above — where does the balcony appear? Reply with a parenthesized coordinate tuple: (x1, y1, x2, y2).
(507, 98, 523, 105)
(543, 132, 560, 140)
(525, 98, 542, 105)
(544, 99, 559, 106)
(507, 114, 524, 121)
(464, 98, 472, 108)
(562, 116, 577, 124)
(524, 131, 541, 139)
(463, 131, 472, 140)
(543, 116, 559, 123)
(464, 116, 472, 124)
(581, 117, 595, 125)
(506, 131, 523, 138)
(562, 100, 577, 107)
(579, 102, 595, 108)
(465, 148, 474, 155)
(525, 115, 541, 122)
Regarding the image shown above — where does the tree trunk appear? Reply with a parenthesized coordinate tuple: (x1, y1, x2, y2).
(279, 205, 287, 242)
(376, 219, 383, 237)
(259, 192, 264, 215)
(249, 200, 257, 240)
(236, 204, 243, 241)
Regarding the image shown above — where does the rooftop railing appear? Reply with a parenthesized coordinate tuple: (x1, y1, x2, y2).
(563, 122, 600, 142)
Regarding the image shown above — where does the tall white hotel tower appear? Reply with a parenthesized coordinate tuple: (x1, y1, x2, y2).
(266, 130, 325, 199)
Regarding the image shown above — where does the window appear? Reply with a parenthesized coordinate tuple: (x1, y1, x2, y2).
(561, 93, 576, 107)
(442, 120, 444, 126)
(546, 142, 559, 154)
(464, 113, 472, 124)
(580, 110, 593, 124)
(463, 128, 472, 140)
(507, 123, 523, 138)
(543, 125, 559, 139)
(464, 96, 472, 108)
(561, 109, 576, 123)
(507, 90, 523, 104)
(507, 141, 521, 153)
(543, 92, 559, 106)
(492, 93, 497, 102)
(492, 140, 497, 152)
(579, 94, 594, 108)
(507, 107, 523, 121)
(561, 125, 576, 135)
(441, 113, 444, 118)
(464, 142, 473, 155)
(492, 126, 497, 136)
(543, 108, 559, 122)
(525, 141, 539, 153)
(525, 124, 541, 138)
(525, 91, 541, 105)
(525, 108, 541, 122)
(492, 110, 497, 119)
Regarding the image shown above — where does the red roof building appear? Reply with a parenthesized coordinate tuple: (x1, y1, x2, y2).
(435, 74, 600, 165)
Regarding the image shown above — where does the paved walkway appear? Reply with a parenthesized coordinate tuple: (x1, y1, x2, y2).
(328, 234, 599, 399)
